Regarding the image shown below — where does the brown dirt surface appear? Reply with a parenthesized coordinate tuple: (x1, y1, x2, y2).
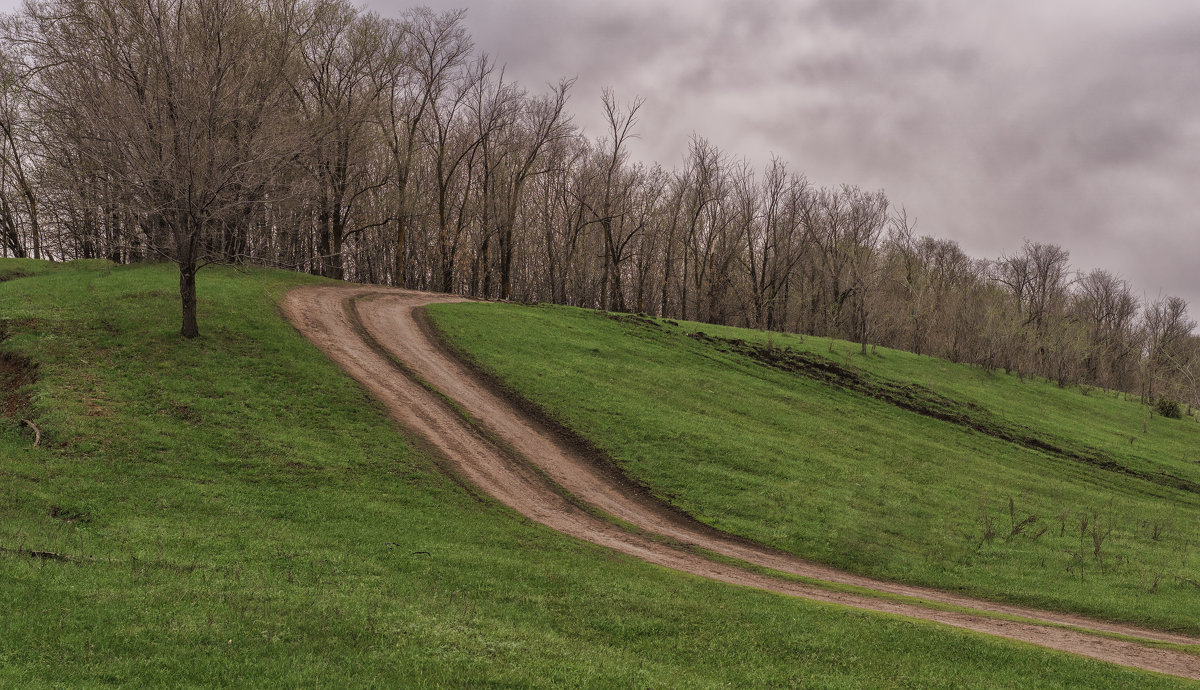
(0, 353, 36, 419)
(282, 284, 1200, 681)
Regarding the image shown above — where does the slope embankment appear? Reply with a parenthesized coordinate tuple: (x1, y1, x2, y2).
(282, 284, 1200, 681)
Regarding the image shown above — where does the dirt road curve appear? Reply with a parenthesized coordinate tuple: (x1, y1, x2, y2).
(282, 285, 1200, 681)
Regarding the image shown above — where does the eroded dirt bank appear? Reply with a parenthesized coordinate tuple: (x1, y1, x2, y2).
(282, 285, 1200, 681)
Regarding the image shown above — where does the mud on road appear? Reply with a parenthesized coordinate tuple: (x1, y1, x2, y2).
(282, 285, 1200, 681)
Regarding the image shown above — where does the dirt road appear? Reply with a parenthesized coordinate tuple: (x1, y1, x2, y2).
(282, 285, 1200, 681)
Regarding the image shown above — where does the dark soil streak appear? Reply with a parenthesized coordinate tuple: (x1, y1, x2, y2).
(0, 321, 37, 421)
(695, 333, 1200, 495)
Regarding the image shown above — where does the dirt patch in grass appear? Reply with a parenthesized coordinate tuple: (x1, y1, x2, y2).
(166, 403, 201, 424)
(49, 504, 92, 524)
(0, 319, 36, 420)
(0, 351, 35, 418)
(693, 332, 1200, 496)
(606, 312, 665, 331)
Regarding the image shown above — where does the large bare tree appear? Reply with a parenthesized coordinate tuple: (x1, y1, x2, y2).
(15, 0, 300, 337)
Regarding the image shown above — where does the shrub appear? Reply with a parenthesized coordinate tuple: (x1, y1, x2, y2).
(1156, 398, 1183, 419)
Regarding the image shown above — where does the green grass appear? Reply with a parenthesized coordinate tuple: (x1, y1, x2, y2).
(0, 260, 1192, 687)
(427, 302, 1200, 637)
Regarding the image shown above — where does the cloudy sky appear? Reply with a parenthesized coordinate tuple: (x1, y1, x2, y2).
(2, 0, 1196, 308)
(364, 0, 1200, 310)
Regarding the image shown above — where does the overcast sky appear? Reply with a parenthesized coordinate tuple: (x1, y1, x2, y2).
(3, 0, 1196, 309)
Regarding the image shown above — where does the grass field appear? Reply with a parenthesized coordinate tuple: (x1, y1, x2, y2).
(427, 301, 1200, 636)
(0, 259, 1192, 687)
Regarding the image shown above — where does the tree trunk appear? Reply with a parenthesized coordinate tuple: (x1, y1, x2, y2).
(440, 241, 455, 293)
(26, 189, 40, 261)
(179, 258, 199, 339)
(393, 215, 407, 287)
(499, 221, 514, 300)
(479, 230, 492, 298)
(0, 196, 26, 258)
(329, 211, 345, 281)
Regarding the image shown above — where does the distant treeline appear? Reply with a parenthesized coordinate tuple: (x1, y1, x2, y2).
(0, 0, 1195, 407)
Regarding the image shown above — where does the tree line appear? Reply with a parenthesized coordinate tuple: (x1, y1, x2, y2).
(0, 0, 1196, 409)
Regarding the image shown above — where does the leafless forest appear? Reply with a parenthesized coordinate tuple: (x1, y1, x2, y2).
(0, 0, 1196, 408)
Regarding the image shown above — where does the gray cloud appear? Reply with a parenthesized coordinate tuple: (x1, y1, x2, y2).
(810, 0, 908, 27)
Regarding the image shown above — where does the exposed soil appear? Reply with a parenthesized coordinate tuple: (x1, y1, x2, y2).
(696, 333, 1200, 496)
(0, 352, 34, 418)
(283, 285, 1200, 681)
(0, 271, 32, 283)
(0, 321, 37, 420)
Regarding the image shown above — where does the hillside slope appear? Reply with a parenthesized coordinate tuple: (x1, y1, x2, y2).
(5, 260, 1188, 686)
(427, 301, 1200, 635)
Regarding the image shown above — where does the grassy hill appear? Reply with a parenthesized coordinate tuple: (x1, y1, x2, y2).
(0, 259, 1191, 687)
(427, 302, 1200, 636)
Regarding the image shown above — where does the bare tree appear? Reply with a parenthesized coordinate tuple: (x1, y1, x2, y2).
(381, 6, 470, 287)
(492, 78, 573, 300)
(0, 49, 39, 259)
(572, 88, 643, 311)
(1073, 269, 1139, 391)
(679, 135, 726, 321)
(842, 186, 888, 353)
(292, 0, 394, 279)
(15, 0, 301, 337)
(745, 157, 808, 330)
(1143, 295, 1195, 402)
